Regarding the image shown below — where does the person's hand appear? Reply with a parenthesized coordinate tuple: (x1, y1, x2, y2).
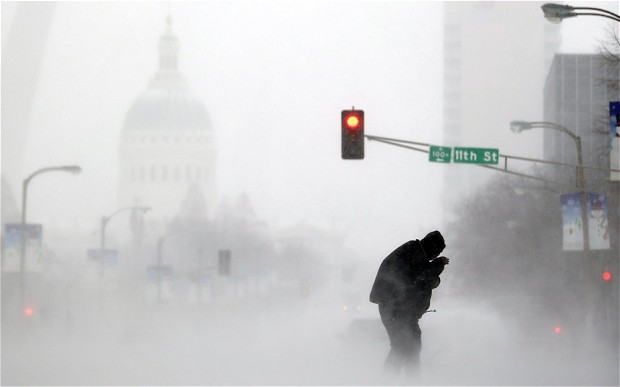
(438, 256, 450, 265)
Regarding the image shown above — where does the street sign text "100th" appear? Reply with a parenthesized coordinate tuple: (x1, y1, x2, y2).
(453, 147, 499, 164)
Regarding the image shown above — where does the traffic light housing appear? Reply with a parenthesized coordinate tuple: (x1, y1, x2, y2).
(341, 109, 364, 159)
(601, 270, 613, 294)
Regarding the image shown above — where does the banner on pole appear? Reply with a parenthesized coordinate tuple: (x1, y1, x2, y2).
(2, 224, 43, 272)
(561, 193, 583, 251)
(87, 249, 118, 267)
(561, 193, 610, 251)
(587, 193, 610, 250)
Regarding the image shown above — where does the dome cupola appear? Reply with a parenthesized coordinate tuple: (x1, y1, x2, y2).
(122, 17, 212, 134)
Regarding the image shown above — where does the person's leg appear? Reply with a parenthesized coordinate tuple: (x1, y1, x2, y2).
(404, 320, 422, 378)
(379, 304, 408, 374)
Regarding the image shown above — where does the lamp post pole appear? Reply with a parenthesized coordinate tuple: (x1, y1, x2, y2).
(20, 165, 81, 309)
(155, 228, 201, 303)
(155, 229, 189, 303)
(99, 206, 150, 278)
(157, 236, 164, 302)
(510, 121, 593, 323)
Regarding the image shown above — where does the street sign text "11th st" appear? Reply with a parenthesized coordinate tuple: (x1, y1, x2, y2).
(453, 147, 499, 164)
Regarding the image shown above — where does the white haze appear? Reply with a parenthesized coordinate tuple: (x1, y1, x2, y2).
(2, 1, 619, 386)
(1, 1, 616, 256)
(3, 1, 448, 254)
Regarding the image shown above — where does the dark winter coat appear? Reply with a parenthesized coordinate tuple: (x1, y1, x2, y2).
(369, 240, 445, 318)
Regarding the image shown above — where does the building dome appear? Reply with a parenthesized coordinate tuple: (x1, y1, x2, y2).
(122, 16, 212, 133)
(118, 16, 217, 221)
(123, 87, 212, 133)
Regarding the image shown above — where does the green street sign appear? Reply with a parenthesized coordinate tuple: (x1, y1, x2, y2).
(453, 147, 499, 164)
(429, 146, 452, 163)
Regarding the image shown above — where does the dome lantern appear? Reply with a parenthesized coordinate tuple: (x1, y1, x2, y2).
(158, 15, 179, 73)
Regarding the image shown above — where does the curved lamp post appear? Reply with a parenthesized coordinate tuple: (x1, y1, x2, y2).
(541, 3, 620, 23)
(510, 121, 593, 321)
(156, 228, 200, 302)
(100, 206, 150, 277)
(20, 165, 82, 307)
(100, 206, 151, 252)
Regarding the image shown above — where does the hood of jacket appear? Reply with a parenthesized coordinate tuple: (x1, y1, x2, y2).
(420, 230, 445, 259)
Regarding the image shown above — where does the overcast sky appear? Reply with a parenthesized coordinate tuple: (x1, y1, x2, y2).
(2, 1, 618, 257)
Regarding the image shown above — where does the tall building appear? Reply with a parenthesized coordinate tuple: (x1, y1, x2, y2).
(543, 54, 619, 347)
(118, 17, 217, 223)
(543, 54, 618, 189)
(442, 2, 561, 212)
(543, 52, 619, 267)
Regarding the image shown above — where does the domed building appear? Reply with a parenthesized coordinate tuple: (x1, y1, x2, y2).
(118, 17, 216, 222)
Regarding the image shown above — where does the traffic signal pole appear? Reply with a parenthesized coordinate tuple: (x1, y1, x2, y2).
(364, 134, 620, 186)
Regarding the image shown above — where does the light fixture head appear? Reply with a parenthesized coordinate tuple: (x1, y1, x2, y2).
(510, 121, 533, 133)
(541, 3, 577, 23)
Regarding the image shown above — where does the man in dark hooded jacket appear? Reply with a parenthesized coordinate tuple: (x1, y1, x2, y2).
(369, 230, 449, 376)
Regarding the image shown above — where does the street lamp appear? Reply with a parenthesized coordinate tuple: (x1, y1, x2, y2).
(541, 3, 620, 23)
(155, 228, 199, 302)
(155, 234, 173, 303)
(20, 165, 81, 307)
(510, 120, 593, 320)
(100, 206, 150, 277)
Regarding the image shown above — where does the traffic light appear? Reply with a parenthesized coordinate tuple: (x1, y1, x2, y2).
(600, 270, 614, 305)
(23, 306, 34, 317)
(341, 109, 364, 159)
(601, 270, 613, 294)
(602, 270, 612, 282)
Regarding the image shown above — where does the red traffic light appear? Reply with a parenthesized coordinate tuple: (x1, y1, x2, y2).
(341, 109, 365, 159)
(24, 306, 34, 317)
(553, 325, 562, 334)
(602, 271, 612, 282)
(344, 113, 361, 130)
